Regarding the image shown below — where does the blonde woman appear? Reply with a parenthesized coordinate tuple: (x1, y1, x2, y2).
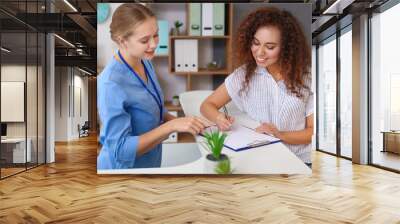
(97, 4, 206, 169)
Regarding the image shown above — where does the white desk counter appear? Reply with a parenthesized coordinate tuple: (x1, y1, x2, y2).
(1, 137, 32, 163)
(98, 136, 311, 175)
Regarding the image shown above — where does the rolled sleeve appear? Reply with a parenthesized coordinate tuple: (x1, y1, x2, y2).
(98, 80, 138, 165)
(163, 105, 169, 117)
(225, 67, 245, 111)
(110, 135, 138, 163)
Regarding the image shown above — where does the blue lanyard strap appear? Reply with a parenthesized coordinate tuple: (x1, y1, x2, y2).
(118, 50, 163, 123)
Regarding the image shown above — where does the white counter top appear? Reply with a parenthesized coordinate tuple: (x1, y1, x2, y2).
(98, 136, 311, 175)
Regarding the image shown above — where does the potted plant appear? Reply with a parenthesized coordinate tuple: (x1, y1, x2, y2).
(171, 20, 183, 36)
(203, 130, 232, 174)
(215, 158, 232, 174)
(172, 95, 180, 106)
(206, 61, 219, 70)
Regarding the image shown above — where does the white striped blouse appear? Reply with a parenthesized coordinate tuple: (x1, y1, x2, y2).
(225, 65, 314, 163)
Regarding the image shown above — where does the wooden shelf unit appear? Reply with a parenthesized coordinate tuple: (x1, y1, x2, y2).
(161, 3, 234, 91)
(170, 35, 230, 39)
(164, 101, 182, 112)
(170, 68, 230, 76)
(178, 132, 195, 143)
(151, 3, 234, 142)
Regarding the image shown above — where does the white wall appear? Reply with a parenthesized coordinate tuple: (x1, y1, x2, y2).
(1, 65, 26, 81)
(1, 64, 46, 164)
(97, 3, 120, 70)
(1, 82, 25, 122)
(1, 65, 35, 137)
(1, 66, 26, 136)
(46, 3, 56, 163)
(73, 73, 89, 138)
(54, 67, 89, 141)
(55, 67, 68, 141)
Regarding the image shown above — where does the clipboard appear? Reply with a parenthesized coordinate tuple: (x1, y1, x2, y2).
(200, 123, 281, 152)
(223, 138, 281, 152)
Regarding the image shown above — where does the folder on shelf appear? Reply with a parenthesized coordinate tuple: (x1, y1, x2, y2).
(185, 39, 198, 72)
(155, 20, 169, 55)
(174, 39, 198, 72)
(202, 3, 213, 36)
(189, 3, 201, 36)
(212, 3, 225, 36)
(174, 39, 185, 72)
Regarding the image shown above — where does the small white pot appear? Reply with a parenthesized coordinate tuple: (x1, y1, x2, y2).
(203, 154, 228, 174)
(172, 97, 180, 106)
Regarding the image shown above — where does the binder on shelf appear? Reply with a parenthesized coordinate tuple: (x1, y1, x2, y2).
(174, 39, 186, 72)
(201, 3, 213, 36)
(174, 39, 198, 72)
(185, 39, 198, 72)
(189, 3, 201, 36)
(155, 20, 169, 55)
(212, 3, 225, 36)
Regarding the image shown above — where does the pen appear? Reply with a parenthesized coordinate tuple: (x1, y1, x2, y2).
(223, 105, 229, 119)
(247, 140, 271, 147)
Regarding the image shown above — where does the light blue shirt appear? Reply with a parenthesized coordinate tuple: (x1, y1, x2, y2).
(97, 56, 167, 169)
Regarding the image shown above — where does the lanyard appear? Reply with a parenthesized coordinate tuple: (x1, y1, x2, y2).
(118, 50, 163, 124)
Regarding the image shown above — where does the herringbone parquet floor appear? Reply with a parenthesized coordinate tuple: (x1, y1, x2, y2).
(1, 135, 400, 223)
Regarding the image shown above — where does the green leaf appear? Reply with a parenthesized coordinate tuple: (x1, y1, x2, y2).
(202, 130, 227, 160)
(174, 20, 183, 28)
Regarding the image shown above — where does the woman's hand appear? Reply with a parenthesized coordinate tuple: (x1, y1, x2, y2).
(256, 123, 281, 137)
(215, 112, 235, 131)
(167, 116, 207, 135)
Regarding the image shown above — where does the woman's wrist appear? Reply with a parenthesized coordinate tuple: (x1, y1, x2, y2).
(161, 122, 174, 135)
(215, 112, 225, 122)
(164, 113, 177, 122)
(275, 131, 284, 140)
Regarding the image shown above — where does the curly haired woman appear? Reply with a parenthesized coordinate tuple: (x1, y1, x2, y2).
(200, 7, 314, 167)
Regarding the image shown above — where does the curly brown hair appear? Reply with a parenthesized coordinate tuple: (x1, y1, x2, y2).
(235, 7, 311, 99)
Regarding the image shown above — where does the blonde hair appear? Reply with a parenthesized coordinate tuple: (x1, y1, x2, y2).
(110, 3, 155, 42)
